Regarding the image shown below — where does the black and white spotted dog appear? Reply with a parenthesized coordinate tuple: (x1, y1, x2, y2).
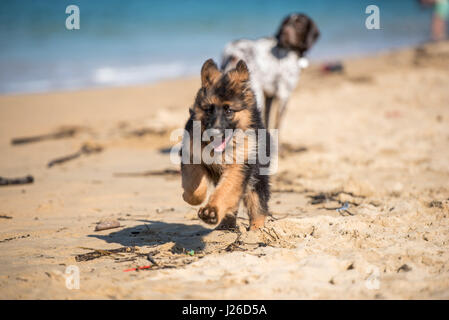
(221, 13, 320, 130)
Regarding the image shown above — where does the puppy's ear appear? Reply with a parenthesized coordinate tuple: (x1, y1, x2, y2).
(304, 17, 320, 52)
(201, 59, 221, 88)
(236, 60, 248, 74)
(229, 59, 249, 83)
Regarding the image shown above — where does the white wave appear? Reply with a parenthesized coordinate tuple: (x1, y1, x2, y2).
(92, 62, 197, 86)
(0, 61, 200, 95)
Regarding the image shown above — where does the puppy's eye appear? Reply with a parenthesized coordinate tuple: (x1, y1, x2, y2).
(224, 105, 233, 115)
(205, 104, 214, 113)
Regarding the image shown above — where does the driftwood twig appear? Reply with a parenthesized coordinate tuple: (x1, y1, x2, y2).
(47, 143, 103, 168)
(113, 169, 180, 177)
(75, 246, 136, 262)
(11, 127, 80, 145)
(0, 175, 34, 186)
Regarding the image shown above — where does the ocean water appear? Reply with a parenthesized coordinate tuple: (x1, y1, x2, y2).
(0, 0, 433, 94)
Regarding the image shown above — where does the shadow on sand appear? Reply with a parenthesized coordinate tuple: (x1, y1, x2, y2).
(89, 220, 213, 252)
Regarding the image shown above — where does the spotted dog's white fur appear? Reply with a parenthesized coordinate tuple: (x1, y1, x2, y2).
(220, 13, 319, 130)
(222, 38, 307, 123)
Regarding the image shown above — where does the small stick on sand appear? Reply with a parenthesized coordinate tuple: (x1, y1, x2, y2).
(147, 252, 158, 266)
(75, 246, 136, 262)
(0, 175, 34, 186)
(47, 142, 103, 168)
(113, 169, 180, 177)
(11, 127, 80, 145)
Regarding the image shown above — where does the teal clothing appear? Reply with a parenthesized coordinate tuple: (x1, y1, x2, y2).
(435, 0, 449, 20)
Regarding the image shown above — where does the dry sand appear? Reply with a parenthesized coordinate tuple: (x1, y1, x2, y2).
(0, 42, 448, 299)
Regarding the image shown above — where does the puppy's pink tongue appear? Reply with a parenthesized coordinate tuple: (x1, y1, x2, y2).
(214, 139, 227, 152)
(213, 135, 231, 152)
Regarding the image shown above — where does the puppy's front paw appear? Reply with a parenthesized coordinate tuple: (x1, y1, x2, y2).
(198, 205, 219, 225)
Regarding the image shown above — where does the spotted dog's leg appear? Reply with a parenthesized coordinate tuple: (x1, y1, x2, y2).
(264, 96, 274, 130)
(198, 165, 244, 225)
(267, 97, 288, 156)
(266, 97, 279, 130)
(272, 83, 290, 130)
(181, 163, 209, 206)
(268, 96, 289, 130)
(274, 99, 288, 130)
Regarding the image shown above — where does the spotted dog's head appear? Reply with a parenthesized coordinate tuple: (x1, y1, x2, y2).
(275, 13, 320, 56)
(192, 59, 257, 152)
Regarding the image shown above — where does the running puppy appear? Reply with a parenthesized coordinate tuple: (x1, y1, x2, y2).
(180, 59, 270, 230)
(221, 13, 320, 130)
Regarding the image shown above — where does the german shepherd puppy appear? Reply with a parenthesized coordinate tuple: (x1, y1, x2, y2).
(180, 59, 270, 230)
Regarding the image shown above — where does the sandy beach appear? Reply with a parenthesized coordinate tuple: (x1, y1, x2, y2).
(0, 41, 448, 299)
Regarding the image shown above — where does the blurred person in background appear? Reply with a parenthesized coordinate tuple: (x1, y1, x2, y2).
(420, 0, 448, 40)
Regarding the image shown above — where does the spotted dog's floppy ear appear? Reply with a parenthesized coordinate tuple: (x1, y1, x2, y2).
(304, 17, 320, 52)
(201, 59, 221, 88)
(275, 15, 290, 43)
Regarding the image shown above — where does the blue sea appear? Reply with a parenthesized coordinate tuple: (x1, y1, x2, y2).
(0, 0, 434, 94)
